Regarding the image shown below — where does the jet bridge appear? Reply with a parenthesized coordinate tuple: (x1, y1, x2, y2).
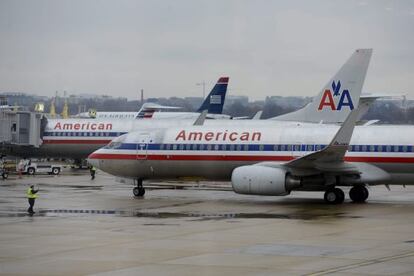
(0, 110, 46, 148)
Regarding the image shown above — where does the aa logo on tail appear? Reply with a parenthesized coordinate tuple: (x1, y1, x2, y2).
(318, 81, 354, 111)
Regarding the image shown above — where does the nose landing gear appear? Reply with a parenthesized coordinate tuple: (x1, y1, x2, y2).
(133, 179, 145, 197)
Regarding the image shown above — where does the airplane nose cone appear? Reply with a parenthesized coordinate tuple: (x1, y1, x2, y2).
(87, 157, 99, 168)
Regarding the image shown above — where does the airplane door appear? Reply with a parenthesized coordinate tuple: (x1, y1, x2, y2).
(136, 133, 150, 160)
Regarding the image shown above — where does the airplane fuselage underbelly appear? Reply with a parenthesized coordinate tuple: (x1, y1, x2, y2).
(98, 159, 414, 185)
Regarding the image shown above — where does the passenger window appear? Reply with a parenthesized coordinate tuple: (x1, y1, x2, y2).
(173, 144, 177, 150)
(273, 145, 278, 151)
(179, 144, 184, 150)
(259, 145, 264, 151)
(244, 145, 249, 151)
(402, 145, 408, 152)
(280, 145, 286, 151)
(237, 145, 242, 151)
(230, 144, 235, 151)
(307, 145, 313, 151)
(386, 145, 391, 152)
(186, 144, 191, 150)
(165, 144, 171, 150)
(192, 144, 197, 150)
(207, 144, 212, 151)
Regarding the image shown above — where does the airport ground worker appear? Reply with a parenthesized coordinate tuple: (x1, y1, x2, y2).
(90, 165, 96, 180)
(27, 185, 39, 214)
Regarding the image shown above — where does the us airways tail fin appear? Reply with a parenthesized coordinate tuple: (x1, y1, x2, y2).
(272, 49, 372, 123)
(197, 77, 229, 114)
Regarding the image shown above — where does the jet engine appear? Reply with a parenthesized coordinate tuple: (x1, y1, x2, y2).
(231, 165, 301, 196)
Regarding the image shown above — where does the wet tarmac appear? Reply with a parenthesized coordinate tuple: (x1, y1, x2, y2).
(1, 172, 414, 275)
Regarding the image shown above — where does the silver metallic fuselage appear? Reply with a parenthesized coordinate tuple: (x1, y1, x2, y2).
(89, 124, 414, 185)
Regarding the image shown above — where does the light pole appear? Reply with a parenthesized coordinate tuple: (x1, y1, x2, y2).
(196, 81, 206, 98)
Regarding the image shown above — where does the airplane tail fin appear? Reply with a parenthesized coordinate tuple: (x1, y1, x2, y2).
(272, 49, 372, 123)
(197, 77, 229, 114)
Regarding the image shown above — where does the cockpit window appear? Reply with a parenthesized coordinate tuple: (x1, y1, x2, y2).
(106, 141, 122, 149)
(105, 134, 126, 149)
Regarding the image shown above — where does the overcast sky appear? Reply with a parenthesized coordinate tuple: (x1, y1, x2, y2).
(0, 0, 413, 100)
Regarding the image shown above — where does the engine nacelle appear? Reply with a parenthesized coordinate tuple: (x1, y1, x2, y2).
(231, 165, 301, 196)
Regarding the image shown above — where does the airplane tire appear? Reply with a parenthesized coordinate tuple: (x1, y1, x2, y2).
(133, 187, 145, 197)
(349, 186, 369, 203)
(324, 188, 345, 204)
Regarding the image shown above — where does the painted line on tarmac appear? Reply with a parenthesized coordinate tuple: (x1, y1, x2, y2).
(307, 251, 414, 276)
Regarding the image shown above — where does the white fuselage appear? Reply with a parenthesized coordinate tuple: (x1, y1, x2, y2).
(88, 124, 414, 185)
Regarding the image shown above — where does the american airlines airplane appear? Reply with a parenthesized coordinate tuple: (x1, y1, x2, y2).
(0, 49, 374, 163)
(87, 48, 414, 204)
(76, 77, 230, 120)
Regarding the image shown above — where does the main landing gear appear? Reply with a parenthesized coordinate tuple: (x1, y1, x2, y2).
(349, 185, 369, 203)
(323, 185, 369, 204)
(133, 179, 145, 197)
(324, 187, 345, 204)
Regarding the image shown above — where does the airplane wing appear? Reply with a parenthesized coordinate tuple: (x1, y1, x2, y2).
(286, 107, 359, 169)
(259, 106, 390, 184)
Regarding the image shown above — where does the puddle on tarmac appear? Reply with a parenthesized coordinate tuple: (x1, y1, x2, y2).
(0, 208, 361, 221)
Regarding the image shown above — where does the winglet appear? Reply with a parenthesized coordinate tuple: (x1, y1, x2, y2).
(193, 110, 208, 126)
(287, 107, 360, 168)
(252, 111, 263, 120)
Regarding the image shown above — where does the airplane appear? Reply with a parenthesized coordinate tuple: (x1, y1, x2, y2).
(76, 77, 230, 120)
(75, 103, 181, 119)
(86, 49, 412, 204)
(0, 49, 377, 163)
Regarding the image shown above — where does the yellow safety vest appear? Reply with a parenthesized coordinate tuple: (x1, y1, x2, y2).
(27, 188, 37, 199)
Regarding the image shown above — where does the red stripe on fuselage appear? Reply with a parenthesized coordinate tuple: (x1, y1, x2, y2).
(87, 153, 414, 163)
(43, 139, 111, 144)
